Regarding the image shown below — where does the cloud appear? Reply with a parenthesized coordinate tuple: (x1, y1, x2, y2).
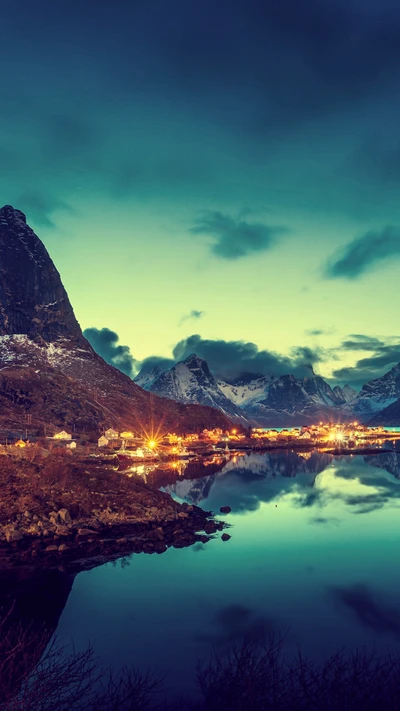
(134, 355, 175, 383)
(325, 226, 400, 279)
(305, 328, 335, 337)
(190, 210, 288, 260)
(83, 327, 137, 377)
(328, 584, 400, 639)
(196, 604, 276, 646)
(179, 310, 204, 326)
(172, 334, 320, 382)
(332, 334, 400, 385)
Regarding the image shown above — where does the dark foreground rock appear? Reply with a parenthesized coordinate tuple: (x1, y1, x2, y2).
(0, 454, 228, 571)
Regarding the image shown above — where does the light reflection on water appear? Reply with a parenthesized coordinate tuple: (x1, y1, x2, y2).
(51, 449, 400, 698)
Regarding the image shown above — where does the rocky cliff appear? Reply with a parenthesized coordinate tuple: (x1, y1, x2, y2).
(0, 206, 230, 434)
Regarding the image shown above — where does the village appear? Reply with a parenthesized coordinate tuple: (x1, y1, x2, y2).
(1, 421, 399, 461)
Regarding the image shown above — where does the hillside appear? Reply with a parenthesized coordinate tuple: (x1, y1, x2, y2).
(0, 206, 231, 435)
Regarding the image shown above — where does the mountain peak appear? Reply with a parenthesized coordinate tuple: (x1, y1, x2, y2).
(183, 353, 209, 370)
(0, 205, 27, 224)
(0, 205, 84, 343)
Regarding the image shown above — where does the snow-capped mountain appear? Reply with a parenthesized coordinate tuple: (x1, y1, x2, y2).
(334, 384, 357, 403)
(135, 354, 248, 421)
(0, 205, 230, 433)
(239, 373, 353, 426)
(368, 397, 400, 426)
(352, 363, 400, 418)
(136, 355, 360, 426)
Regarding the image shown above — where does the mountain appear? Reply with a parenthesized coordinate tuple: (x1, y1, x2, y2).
(135, 354, 248, 422)
(136, 356, 358, 426)
(352, 363, 400, 418)
(0, 205, 231, 434)
(368, 397, 400, 426)
(238, 373, 353, 426)
(333, 383, 357, 403)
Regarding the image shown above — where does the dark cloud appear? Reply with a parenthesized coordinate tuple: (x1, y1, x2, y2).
(172, 334, 320, 382)
(306, 328, 335, 337)
(83, 327, 137, 377)
(190, 210, 288, 260)
(341, 334, 387, 351)
(328, 584, 400, 638)
(325, 226, 400, 279)
(196, 604, 276, 646)
(332, 335, 400, 385)
(134, 356, 175, 384)
(179, 310, 204, 326)
(129, 0, 400, 132)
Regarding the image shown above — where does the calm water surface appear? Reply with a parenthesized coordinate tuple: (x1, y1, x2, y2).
(54, 448, 400, 698)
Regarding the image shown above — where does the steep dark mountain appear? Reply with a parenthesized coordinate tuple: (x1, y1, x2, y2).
(0, 206, 230, 434)
(368, 397, 400, 426)
(0, 206, 84, 343)
(352, 363, 400, 418)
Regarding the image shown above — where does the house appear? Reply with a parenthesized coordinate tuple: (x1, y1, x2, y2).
(299, 430, 312, 440)
(98, 435, 109, 448)
(66, 441, 77, 449)
(53, 431, 72, 440)
(105, 428, 119, 440)
(14, 439, 26, 448)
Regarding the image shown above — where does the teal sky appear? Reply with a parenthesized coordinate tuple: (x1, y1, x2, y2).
(1, 0, 400, 387)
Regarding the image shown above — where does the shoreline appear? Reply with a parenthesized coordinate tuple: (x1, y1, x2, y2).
(0, 454, 228, 573)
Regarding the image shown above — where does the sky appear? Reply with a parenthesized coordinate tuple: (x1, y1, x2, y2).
(1, 0, 400, 388)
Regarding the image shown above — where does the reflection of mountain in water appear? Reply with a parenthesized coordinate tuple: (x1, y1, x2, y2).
(366, 451, 400, 479)
(0, 569, 75, 700)
(162, 449, 400, 514)
(223, 451, 333, 478)
(163, 451, 333, 506)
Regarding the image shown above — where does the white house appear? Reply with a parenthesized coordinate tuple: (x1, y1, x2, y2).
(98, 435, 109, 448)
(105, 428, 119, 440)
(66, 441, 77, 449)
(53, 430, 72, 440)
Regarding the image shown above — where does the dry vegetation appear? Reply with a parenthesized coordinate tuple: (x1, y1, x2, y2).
(0, 450, 176, 523)
(0, 450, 221, 567)
(2, 623, 400, 711)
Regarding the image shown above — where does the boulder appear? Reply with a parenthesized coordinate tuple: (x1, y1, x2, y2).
(55, 525, 70, 536)
(45, 545, 58, 552)
(58, 544, 69, 552)
(177, 511, 189, 519)
(221, 533, 231, 542)
(4, 526, 23, 543)
(57, 508, 71, 524)
(77, 528, 99, 537)
(27, 523, 41, 535)
(155, 542, 167, 554)
(204, 521, 217, 535)
(220, 506, 232, 514)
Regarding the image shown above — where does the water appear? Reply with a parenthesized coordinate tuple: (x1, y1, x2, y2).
(10, 449, 400, 700)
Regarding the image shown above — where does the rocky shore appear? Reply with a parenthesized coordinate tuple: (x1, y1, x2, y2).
(0, 453, 228, 571)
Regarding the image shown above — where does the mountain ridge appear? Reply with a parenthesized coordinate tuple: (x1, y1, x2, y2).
(0, 206, 231, 434)
(135, 353, 400, 426)
(135, 354, 361, 426)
